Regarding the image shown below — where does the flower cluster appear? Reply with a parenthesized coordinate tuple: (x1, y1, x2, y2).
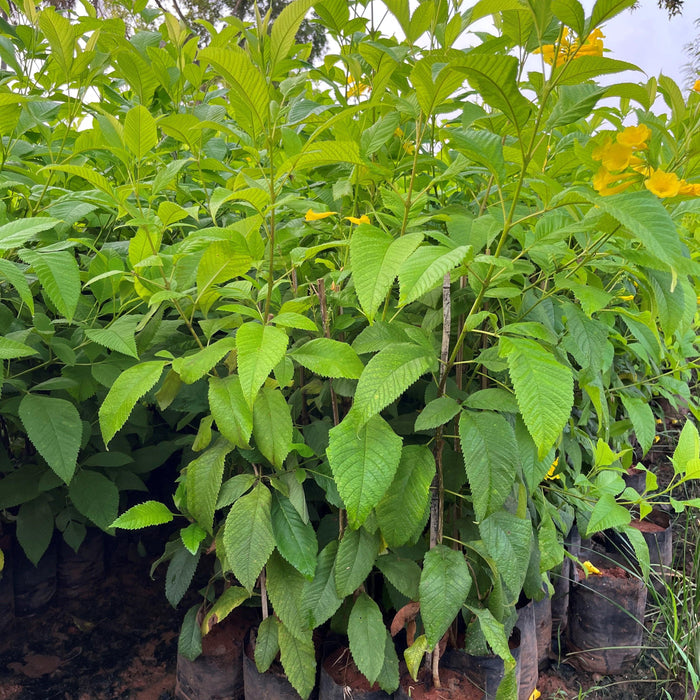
(347, 75, 370, 98)
(305, 209, 370, 225)
(535, 28, 604, 67)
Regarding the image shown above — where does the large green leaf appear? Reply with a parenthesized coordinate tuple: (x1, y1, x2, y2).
(178, 605, 202, 661)
(0, 258, 34, 312)
(500, 337, 573, 459)
(173, 338, 236, 384)
(111, 501, 174, 529)
(478, 511, 532, 596)
(302, 541, 343, 627)
(586, 492, 631, 535)
(166, 545, 201, 607)
(553, 56, 639, 86)
(278, 623, 316, 700)
(124, 104, 158, 159)
(266, 551, 311, 637)
(68, 469, 119, 531)
(459, 411, 519, 522)
(620, 395, 655, 457)
(17, 495, 54, 565)
(334, 526, 381, 597)
(376, 553, 421, 600)
(289, 338, 364, 379)
(196, 240, 252, 296)
(0, 337, 38, 360)
(269, 0, 315, 72)
(411, 54, 467, 117)
(19, 394, 82, 484)
(208, 375, 253, 448)
(447, 128, 506, 182)
(271, 493, 317, 579)
(254, 616, 280, 673)
(186, 440, 231, 534)
(201, 586, 249, 634)
(85, 315, 140, 359)
(350, 227, 422, 323)
(353, 343, 436, 424)
(0, 217, 59, 251)
(38, 7, 75, 80)
(419, 545, 472, 648)
(376, 444, 434, 547)
(222, 482, 275, 592)
(237, 322, 288, 407)
(547, 84, 607, 128)
(252, 386, 292, 469)
(327, 413, 403, 528)
(348, 594, 386, 685)
(20, 249, 80, 321)
(99, 361, 167, 446)
(398, 245, 471, 306)
(589, 0, 636, 29)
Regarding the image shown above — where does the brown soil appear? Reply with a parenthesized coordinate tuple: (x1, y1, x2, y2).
(631, 519, 666, 533)
(398, 666, 483, 700)
(324, 646, 380, 692)
(575, 564, 630, 579)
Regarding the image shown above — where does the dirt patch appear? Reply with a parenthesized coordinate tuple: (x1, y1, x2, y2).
(398, 666, 483, 700)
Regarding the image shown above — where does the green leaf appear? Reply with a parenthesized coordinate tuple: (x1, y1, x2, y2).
(38, 7, 75, 80)
(19, 394, 82, 484)
(85, 315, 140, 358)
(69, 470, 119, 531)
(209, 375, 253, 449)
(196, 240, 252, 296)
(350, 227, 422, 323)
(216, 473, 257, 509)
(376, 444, 434, 547)
(0, 258, 34, 312)
(269, 0, 315, 72)
(201, 586, 249, 634)
(404, 635, 429, 681)
(99, 361, 167, 446)
(589, 0, 636, 29)
(252, 386, 293, 469)
(463, 388, 519, 413)
(223, 482, 274, 592)
(500, 337, 573, 459)
(447, 128, 506, 182)
(553, 56, 639, 86)
(398, 245, 471, 306)
(620, 395, 655, 457)
(562, 302, 611, 372)
(353, 343, 436, 424)
(20, 249, 80, 321)
(173, 338, 236, 384)
(266, 551, 311, 637)
(586, 493, 631, 535)
(0, 337, 38, 360)
(459, 411, 519, 522)
(178, 605, 203, 661)
(41, 165, 113, 196)
(327, 413, 403, 529)
(672, 421, 700, 475)
(419, 545, 472, 648)
(348, 593, 386, 685)
(334, 526, 381, 597)
(124, 104, 158, 159)
(290, 338, 364, 379)
(552, 0, 585, 35)
(415, 396, 461, 431)
(186, 440, 231, 534)
(17, 496, 54, 566)
(547, 84, 607, 128)
(271, 312, 318, 332)
(181, 523, 207, 555)
(376, 630, 400, 693)
(111, 500, 174, 529)
(466, 605, 516, 684)
(376, 553, 421, 600)
(237, 322, 288, 406)
(278, 623, 316, 699)
(302, 541, 343, 627)
(166, 545, 201, 607)
(479, 511, 532, 596)
(255, 616, 280, 673)
(271, 493, 317, 579)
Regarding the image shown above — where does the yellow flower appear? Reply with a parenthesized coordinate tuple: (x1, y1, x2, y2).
(629, 155, 652, 176)
(619, 294, 634, 301)
(305, 209, 337, 221)
(582, 560, 602, 576)
(535, 43, 559, 66)
(535, 27, 605, 66)
(656, 418, 663, 425)
(592, 167, 634, 196)
(347, 75, 370, 98)
(600, 142, 633, 171)
(654, 435, 661, 443)
(528, 690, 541, 700)
(644, 169, 682, 198)
(545, 458, 561, 481)
(617, 124, 651, 150)
(694, 79, 700, 92)
(346, 214, 370, 225)
(394, 127, 404, 138)
(679, 181, 700, 196)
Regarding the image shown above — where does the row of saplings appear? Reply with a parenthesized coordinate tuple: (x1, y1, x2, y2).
(0, 468, 672, 700)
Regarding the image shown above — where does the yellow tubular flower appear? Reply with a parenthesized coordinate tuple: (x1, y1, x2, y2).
(600, 142, 633, 171)
(617, 124, 651, 150)
(619, 294, 634, 301)
(593, 167, 635, 196)
(694, 79, 700, 92)
(679, 181, 700, 196)
(592, 136, 612, 161)
(629, 155, 652, 176)
(528, 691, 541, 700)
(544, 458, 561, 481)
(305, 209, 337, 221)
(644, 169, 682, 198)
(582, 560, 602, 576)
(346, 214, 370, 225)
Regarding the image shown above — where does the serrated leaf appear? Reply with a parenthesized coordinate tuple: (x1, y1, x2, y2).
(398, 245, 471, 306)
(196, 240, 252, 296)
(201, 586, 249, 634)
(327, 412, 403, 529)
(181, 523, 207, 555)
(223, 482, 274, 592)
(350, 226, 422, 322)
(376, 444, 434, 547)
(348, 593, 386, 685)
(302, 541, 343, 627)
(419, 545, 472, 648)
(554, 55, 639, 85)
(209, 375, 253, 449)
(85, 315, 140, 358)
(376, 553, 421, 600)
(237, 322, 288, 406)
(586, 492, 631, 535)
(166, 545, 201, 607)
(672, 421, 700, 475)
(20, 249, 80, 321)
(271, 312, 317, 331)
(254, 616, 280, 673)
(266, 551, 311, 637)
(447, 128, 506, 182)
(0, 336, 38, 360)
(17, 496, 54, 566)
(186, 440, 231, 534)
(289, 338, 364, 379)
(41, 165, 113, 196)
(500, 337, 573, 459)
(252, 386, 292, 469)
(620, 395, 655, 457)
(111, 500, 174, 529)
(459, 411, 519, 522)
(479, 511, 532, 596)
(19, 394, 81, 484)
(69, 470, 119, 531)
(173, 338, 236, 384)
(353, 343, 436, 424)
(376, 630, 400, 693)
(124, 104, 157, 159)
(334, 526, 381, 598)
(178, 605, 203, 661)
(278, 623, 316, 699)
(415, 396, 461, 431)
(99, 361, 167, 446)
(0, 258, 34, 312)
(547, 84, 607, 128)
(216, 473, 256, 509)
(271, 493, 317, 579)
(269, 0, 315, 72)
